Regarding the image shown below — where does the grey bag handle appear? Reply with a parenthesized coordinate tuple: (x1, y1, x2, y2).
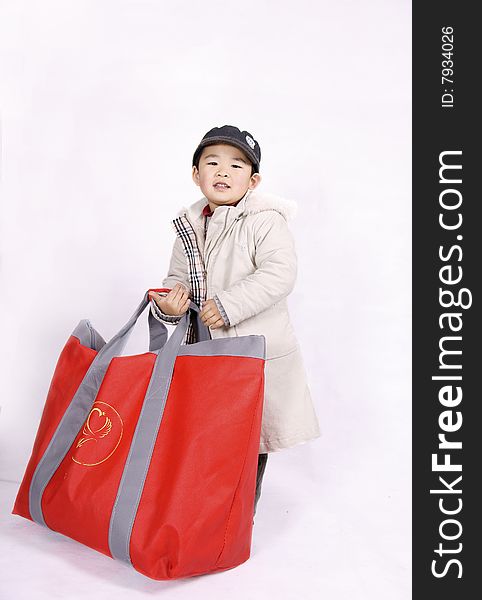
(74, 298, 184, 353)
(147, 309, 168, 352)
(97, 291, 210, 366)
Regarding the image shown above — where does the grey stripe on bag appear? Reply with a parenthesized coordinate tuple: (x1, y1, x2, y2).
(108, 309, 191, 563)
(177, 335, 264, 358)
(29, 360, 110, 526)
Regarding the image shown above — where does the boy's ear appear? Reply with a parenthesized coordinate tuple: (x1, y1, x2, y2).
(249, 173, 262, 190)
(192, 166, 200, 186)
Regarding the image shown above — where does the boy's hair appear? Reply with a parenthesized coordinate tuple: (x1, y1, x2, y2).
(193, 145, 257, 176)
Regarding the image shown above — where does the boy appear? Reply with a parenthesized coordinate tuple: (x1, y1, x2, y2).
(149, 125, 321, 515)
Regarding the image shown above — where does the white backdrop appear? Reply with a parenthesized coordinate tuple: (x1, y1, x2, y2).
(0, 1, 411, 598)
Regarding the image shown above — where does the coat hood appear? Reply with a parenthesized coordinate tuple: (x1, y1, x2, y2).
(175, 190, 298, 224)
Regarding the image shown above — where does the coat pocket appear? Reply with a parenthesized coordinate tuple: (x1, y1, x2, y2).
(234, 303, 298, 359)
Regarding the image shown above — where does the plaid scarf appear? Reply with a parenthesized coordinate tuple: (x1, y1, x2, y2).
(171, 214, 207, 344)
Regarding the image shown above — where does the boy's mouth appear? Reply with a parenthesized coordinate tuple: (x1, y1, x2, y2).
(213, 182, 230, 190)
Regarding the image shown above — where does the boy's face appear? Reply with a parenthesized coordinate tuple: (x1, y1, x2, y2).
(192, 143, 261, 209)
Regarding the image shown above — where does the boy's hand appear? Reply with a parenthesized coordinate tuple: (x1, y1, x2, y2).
(200, 299, 225, 330)
(149, 283, 190, 316)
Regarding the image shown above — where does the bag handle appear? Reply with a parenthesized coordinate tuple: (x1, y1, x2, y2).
(77, 291, 210, 420)
(147, 286, 187, 352)
(103, 290, 209, 362)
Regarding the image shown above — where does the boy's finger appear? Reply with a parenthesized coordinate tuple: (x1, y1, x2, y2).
(203, 309, 215, 322)
(209, 317, 223, 329)
(173, 283, 187, 299)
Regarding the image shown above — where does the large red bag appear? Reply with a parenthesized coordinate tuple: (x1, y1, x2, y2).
(12, 289, 266, 580)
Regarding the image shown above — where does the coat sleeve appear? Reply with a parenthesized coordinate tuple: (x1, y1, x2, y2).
(161, 235, 192, 293)
(213, 294, 230, 327)
(152, 235, 191, 325)
(215, 211, 298, 327)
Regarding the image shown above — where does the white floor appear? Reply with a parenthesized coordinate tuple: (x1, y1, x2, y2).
(0, 445, 411, 600)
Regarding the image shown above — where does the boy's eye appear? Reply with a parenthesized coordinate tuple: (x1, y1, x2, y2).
(206, 161, 242, 168)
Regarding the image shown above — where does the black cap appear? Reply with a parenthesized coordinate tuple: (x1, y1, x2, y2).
(192, 125, 261, 173)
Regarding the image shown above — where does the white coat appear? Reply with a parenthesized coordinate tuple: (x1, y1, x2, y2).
(160, 189, 321, 453)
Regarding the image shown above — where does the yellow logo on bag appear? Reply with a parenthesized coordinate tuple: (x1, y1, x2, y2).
(72, 402, 123, 466)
